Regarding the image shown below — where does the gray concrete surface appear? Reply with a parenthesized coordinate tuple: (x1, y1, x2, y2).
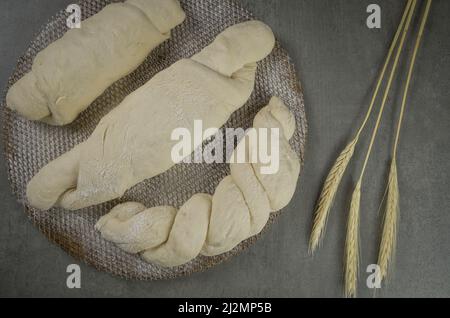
(0, 0, 449, 298)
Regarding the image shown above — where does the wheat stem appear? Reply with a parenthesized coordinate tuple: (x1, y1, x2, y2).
(309, 0, 414, 253)
(359, 0, 417, 181)
(355, 0, 414, 140)
(378, 0, 432, 283)
(359, 0, 417, 180)
(393, 0, 432, 157)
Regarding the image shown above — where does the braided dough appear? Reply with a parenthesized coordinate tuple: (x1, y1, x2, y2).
(96, 97, 300, 267)
(27, 21, 276, 211)
(6, 0, 186, 125)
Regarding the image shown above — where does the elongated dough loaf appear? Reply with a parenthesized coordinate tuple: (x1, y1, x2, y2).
(27, 21, 276, 210)
(96, 97, 301, 267)
(6, 0, 186, 125)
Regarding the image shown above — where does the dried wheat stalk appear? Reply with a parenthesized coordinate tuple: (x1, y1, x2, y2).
(344, 0, 418, 297)
(309, 0, 414, 254)
(377, 0, 432, 284)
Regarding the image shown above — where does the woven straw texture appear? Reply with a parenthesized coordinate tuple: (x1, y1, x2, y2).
(1, 0, 307, 280)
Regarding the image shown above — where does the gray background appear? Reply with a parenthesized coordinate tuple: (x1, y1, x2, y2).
(0, 0, 449, 298)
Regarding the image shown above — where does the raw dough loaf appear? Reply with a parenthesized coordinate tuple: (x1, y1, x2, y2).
(6, 0, 186, 125)
(96, 97, 301, 267)
(27, 21, 276, 210)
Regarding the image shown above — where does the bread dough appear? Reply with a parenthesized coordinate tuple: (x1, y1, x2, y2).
(96, 97, 301, 267)
(142, 194, 212, 266)
(252, 99, 300, 210)
(202, 176, 251, 256)
(27, 21, 276, 210)
(95, 202, 176, 254)
(6, 0, 186, 125)
(230, 153, 272, 237)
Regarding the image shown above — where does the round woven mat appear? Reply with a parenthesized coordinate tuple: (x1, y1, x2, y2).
(1, 0, 307, 280)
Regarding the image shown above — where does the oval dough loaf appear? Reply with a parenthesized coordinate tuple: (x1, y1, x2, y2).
(6, 0, 186, 125)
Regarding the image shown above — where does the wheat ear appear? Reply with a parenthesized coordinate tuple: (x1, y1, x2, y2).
(309, 138, 357, 253)
(377, 0, 432, 283)
(378, 159, 399, 280)
(344, 181, 361, 298)
(344, 0, 417, 297)
(309, 0, 414, 254)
